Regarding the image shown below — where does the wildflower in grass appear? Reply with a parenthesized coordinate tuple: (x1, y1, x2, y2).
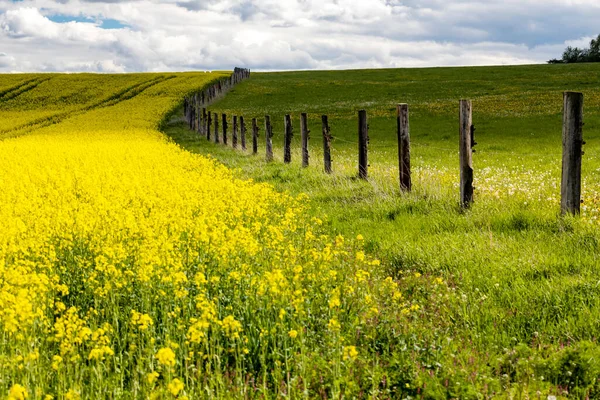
(288, 329, 298, 339)
(343, 346, 359, 361)
(355, 251, 365, 262)
(88, 345, 114, 361)
(221, 315, 242, 339)
(51, 355, 62, 370)
(327, 318, 341, 332)
(329, 288, 341, 309)
(131, 311, 153, 331)
(156, 348, 176, 367)
(64, 389, 80, 400)
(167, 378, 184, 396)
(355, 269, 370, 283)
(147, 372, 159, 385)
(356, 234, 364, 241)
(8, 384, 28, 400)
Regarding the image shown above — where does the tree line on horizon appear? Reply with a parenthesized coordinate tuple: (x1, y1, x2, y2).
(548, 34, 600, 64)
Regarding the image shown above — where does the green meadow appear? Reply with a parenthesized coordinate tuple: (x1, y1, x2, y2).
(165, 63, 600, 397)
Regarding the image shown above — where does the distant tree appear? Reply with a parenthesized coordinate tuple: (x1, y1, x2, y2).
(548, 34, 600, 64)
(589, 35, 600, 62)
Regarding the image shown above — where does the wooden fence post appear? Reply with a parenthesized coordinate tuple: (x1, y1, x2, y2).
(202, 108, 207, 135)
(233, 116, 238, 149)
(240, 116, 247, 150)
(358, 110, 368, 179)
(397, 104, 411, 191)
(284, 114, 293, 163)
(207, 111, 211, 141)
(214, 112, 219, 143)
(301, 113, 309, 167)
(322, 115, 332, 174)
(222, 114, 228, 145)
(459, 100, 474, 208)
(561, 91, 584, 215)
(252, 118, 259, 154)
(199, 107, 203, 135)
(265, 115, 273, 162)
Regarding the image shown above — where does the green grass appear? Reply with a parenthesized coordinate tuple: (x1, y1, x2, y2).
(164, 63, 600, 397)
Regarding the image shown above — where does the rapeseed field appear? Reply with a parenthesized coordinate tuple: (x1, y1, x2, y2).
(0, 73, 443, 399)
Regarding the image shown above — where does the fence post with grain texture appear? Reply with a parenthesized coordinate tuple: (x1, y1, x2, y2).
(265, 115, 273, 162)
(322, 115, 332, 174)
(233, 116, 238, 149)
(284, 114, 293, 163)
(301, 113, 309, 167)
(222, 114, 228, 145)
(214, 112, 220, 144)
(561, 91, 584, 215)
(358, 110, 368, 179)
(206, 111, 211, 141)
(397, 104, 411, 192)
(459, 100, 474, 208)
(240, 116, 247, 150)
(202, 108, 207, 135)
(252, 118, 259, 154)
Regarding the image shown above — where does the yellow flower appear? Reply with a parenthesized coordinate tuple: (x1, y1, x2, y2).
(156, 347, 176, 367)
(288, 329, 298, 339)
(64, 389, 80, 400)
(8, 384, 28, 400)
(355, 251, 365, 262)
(327, 318, 341, 332)
(167, 378, 184, 396)
(221, 315, 242, 339)
(51, 355, 63, 370)
(356, 234, 364, 241)
(147, 371, 159, 385)
(343, 345, 359, 361)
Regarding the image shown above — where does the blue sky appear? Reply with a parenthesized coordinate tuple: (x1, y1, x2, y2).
(0, 0, 598, 72)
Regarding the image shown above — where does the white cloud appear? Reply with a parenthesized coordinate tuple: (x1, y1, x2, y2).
(0, 0, 598, 72)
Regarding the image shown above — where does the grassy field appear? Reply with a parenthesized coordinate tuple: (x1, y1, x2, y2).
(164, 63, 600, 397)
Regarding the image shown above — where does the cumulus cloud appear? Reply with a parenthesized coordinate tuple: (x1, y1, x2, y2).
(0, 0, 597, 72)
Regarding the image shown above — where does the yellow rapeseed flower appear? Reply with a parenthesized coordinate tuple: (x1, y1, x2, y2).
(167, 378, 184, 396)
(156, 348, 176, 367)
(8, 384, 28, 400)
(343, 346, 359, 361)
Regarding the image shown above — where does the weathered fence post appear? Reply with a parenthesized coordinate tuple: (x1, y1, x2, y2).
(301, 113, 309, 167)
(207, 111, 211, 141)
(358, 110, 368, 179)
(240, 116, 247, 150)
(199, 107, 203, 135)
(397, 104, 411, 192)
(214, 112, 220, 143)
(222, 114, 228, 145)
(561, 91, 584, 215)
(233, 116, 238, 149)
(459, 100, 474, 208)
(321, 115, 332, 174)
(202, 108, 207, 135)
(265, 115, 273, 162)
(252, 118, 259, 154)
(284, 114, 293, 163)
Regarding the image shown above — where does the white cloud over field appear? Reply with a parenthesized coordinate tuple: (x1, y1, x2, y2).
(0, 0, 598, 72)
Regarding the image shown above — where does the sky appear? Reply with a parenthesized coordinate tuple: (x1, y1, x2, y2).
(0, 0, 598, 72)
